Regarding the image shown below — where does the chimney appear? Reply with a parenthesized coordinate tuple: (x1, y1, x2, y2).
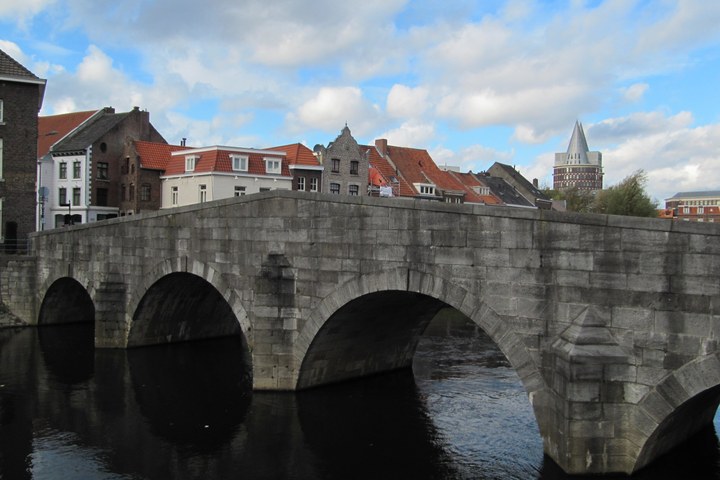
(181, 138, 186, 147)
(375, 138, 388, 156)
(533, 178, 539, 188)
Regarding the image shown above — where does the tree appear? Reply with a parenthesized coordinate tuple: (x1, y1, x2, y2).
(593, 170, 657, 217)
(542, 186, 595, 213)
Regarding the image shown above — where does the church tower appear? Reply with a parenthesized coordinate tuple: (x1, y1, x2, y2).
(553, 121, 603, 191)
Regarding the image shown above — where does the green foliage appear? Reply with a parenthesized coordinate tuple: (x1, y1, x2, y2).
(593, 170, 657, 217)
(548, 170, 658, 217)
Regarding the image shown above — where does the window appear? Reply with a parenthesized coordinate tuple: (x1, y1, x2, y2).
(121, 184, 126, 201)
(350, 160, 359, 175)
(331, 158, 340, 173)
(72, 187, 81, 206)
(234, 186, 246, 197)
(96, 188, 108, 206)
(310, 177, 318, 192)
(265, 157, 281, 174)
(97, 162, 108, 180)
(185, 155, 197, 172)
(0, 99, 3, 123)
(698, 206, 704, 215)
(199, 184, 207, 203)
(171, 186, 179, 205)
(349, 184, 359, 196)
(140, 184, 151, 201)
(330, 183, 340, 194)
(58, 188, 67, 205)
(73, 161, 81, 179)
(415, 184, 435, 195)
(231, 154, 248, 172)
(297, 177, 305, 191)
(129, 184, 135, 201)
(259, 187, 271, 192)
(59, 162, 67, 179)
(683, 207, 690, 214)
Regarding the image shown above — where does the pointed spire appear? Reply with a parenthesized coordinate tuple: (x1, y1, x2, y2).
(566, 121, 589, 164)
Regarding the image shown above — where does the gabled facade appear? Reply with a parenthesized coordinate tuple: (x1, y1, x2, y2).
(47, 106, 165, 227)
(553, 121, 603, 191)
(37, 110, 97, 230)
(314, 126, 368, 196)
(269, 143, 323, 193)
(0, 48, 46, 251)
(665, 191, 720, 223)
(161, 146, 292, 208)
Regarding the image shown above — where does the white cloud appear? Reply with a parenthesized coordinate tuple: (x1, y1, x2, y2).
(386, 84, 429, 119)
(379, 121, 435, 147)
(0, 0, 54, 23)
(286, 86, 382, 135)
(430, 143, 515, 172)
(621, 83, 649, 103)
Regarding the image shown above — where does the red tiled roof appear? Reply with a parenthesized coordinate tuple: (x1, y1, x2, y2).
(269, 143, 320, 167)
(449, 171, 502, 205)
(360, 145, 416, 197)
(163, 147, 291, 177)
(380, 144, 485, 202)
(135, 140, 187, 171)
(38, 110, 97, 158)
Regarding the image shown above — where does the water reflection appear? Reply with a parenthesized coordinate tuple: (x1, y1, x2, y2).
(2, 315, 720, 479)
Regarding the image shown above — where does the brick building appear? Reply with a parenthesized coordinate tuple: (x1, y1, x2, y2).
(0, 49, 46, 251)
(664, 191, 720, 223)
(314, 125, 368, 196)
(553, 121, 603, 191)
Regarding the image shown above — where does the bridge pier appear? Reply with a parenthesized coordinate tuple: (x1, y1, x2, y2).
(94, 272, 128, 348)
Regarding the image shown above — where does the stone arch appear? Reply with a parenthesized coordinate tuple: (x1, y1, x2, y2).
(126, 257, 250, 347)
(295, 267, 546, 400)
(38, 275, 95, 325)
(632, 353, 720, 472)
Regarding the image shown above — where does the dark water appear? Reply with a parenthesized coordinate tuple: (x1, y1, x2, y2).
(1, 317, 720, 479)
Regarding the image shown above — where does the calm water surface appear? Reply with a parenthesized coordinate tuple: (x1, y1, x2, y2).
(1, 317, 720, 479)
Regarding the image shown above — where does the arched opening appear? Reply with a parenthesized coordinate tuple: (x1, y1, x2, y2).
(128, 272, 246, 348)
(635, 382, 720, 474)
(38, 277, 94, 325)
(296, 290, 543, 477)
(297, 291, 446, 389)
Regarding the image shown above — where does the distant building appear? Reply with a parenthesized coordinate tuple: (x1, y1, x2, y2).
(488, 162, 553, 209)
(269, 143, 323, 193)
(161, 146, 292, 208)
(553, 121, 603, 191)
(0, 48, 46, 251)
(314, 125, 368, 197)
(45, 106, 165, 227)
(664, 191, 720, 223)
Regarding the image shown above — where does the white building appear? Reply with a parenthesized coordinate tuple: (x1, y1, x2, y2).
(161, 146, 293, 208)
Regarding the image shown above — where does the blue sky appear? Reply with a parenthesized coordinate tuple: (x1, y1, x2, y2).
(2, 0, 719, 204)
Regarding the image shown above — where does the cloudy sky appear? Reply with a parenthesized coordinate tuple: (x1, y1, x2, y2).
(2, 0, 719, 204)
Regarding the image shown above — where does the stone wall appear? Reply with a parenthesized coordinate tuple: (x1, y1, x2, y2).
(19, 190, 720, 475)
(0, 254, 36, 326)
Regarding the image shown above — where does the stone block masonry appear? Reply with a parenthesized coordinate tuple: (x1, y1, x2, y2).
(4, 190, 720, 475)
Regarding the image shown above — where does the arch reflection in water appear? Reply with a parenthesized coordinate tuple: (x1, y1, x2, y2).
(128, 337, 252, 451)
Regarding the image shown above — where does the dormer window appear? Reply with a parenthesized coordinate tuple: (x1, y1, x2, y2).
(473, 186, 490, 196)
(415, 183, 436, 196)
(265, 157, 281, 174)
(231, 154, 248, 172)
(185, 155, 198, 172)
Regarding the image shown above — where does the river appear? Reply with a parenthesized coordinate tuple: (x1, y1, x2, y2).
(1, 313, 719, 479)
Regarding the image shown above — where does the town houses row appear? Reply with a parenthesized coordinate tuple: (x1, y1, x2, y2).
(35, 105, 554, 230)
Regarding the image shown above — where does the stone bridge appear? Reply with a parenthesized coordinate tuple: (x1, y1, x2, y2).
(3, 190, 720, 475)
